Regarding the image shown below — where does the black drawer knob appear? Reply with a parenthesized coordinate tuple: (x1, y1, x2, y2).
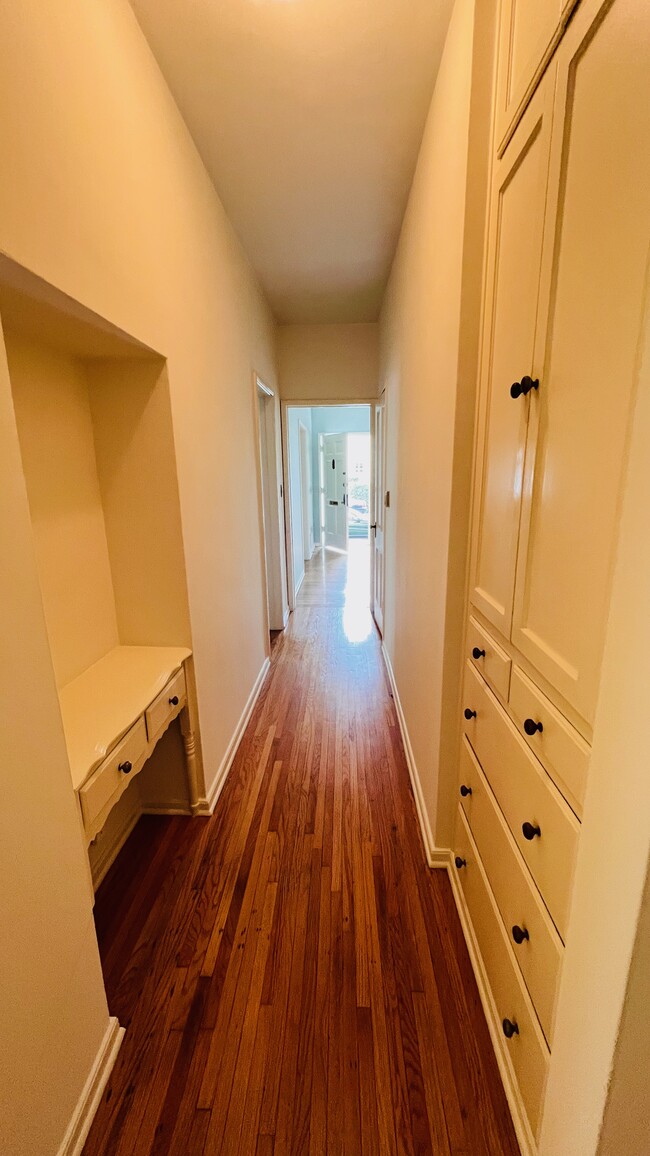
(512, 925, 530, 945)
(522, 821, 541, 841)
(472, 647, 486, 660)
(464, 708, 477, 720)
(455, 856, 467, 869)
(524, 717, 543, 736)
(169, 695, 180, 706)
(118, 760, 133, 774)
(510, 375, 539, 399)
(502, 1018, 519, 1039)
(460, 784, 472, 798)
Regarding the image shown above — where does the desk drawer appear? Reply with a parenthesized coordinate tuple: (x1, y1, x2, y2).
(467, 616, 511, 701)
(459, 737, 563, 1045)
(462, 661, 579, 940)
(455, 806, 549, 1139)
(145, 666, 186, 744)
(509, 666, 590, 816)
(79, 715, 148, 831)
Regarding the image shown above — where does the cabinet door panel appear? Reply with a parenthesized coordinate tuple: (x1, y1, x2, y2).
(470, 74, 555, 638)
(512, 0, 650, 727)
(495, 0, 577, 152)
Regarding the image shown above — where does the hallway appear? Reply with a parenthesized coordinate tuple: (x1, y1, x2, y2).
(84, 550, 518, 1155)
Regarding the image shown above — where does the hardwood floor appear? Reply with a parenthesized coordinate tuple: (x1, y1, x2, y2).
(84, 547, 519, 1155)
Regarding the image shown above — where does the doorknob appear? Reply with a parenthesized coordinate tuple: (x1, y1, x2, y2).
(370, 523, 377, 531)
(510, 375, 539, 399)
(329, 500, 339, 506)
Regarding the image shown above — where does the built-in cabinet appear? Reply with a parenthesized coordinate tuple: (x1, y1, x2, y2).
(456, 0, 650, 1149)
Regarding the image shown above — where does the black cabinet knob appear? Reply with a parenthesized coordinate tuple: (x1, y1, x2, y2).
(472, 647, 486, 659)
(169, 695, 180, 706)
(455, 856, 467, 869)
(460, 784, 472, 798)
(510, 375, 539, 399)
(512, 925, 530, 945)
(522, 821, 541, 841)
(118, 760, 132, 774)
(502, 1018, 519, 1039)
(464, 708, 477, 720)
(523, 717, 543, 736)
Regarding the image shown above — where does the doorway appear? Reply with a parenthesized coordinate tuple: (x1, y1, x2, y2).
(283, 403, 383, 629)
(254, 374, 288, 638)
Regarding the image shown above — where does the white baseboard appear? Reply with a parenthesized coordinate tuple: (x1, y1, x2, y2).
(57, 1017, 124, 1156)
(446, 858, 536, 1156)
(294, 569, 305, 598)
(198, 656, 271, 815)
(142, 802, 192, 817)
(282, 606, 290, 628)
(381, 642, 440, 867)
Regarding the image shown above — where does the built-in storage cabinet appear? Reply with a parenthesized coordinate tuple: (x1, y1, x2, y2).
(495, 0, 578, 153)
(2, 291, 204, 887)
(469, 72, 554, 640)
(457, 0, 650, 1147)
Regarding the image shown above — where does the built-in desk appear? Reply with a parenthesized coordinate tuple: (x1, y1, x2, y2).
(59, 645, 195, 843)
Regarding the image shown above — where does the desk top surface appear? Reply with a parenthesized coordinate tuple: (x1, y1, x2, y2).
(59, 645, 192, 789)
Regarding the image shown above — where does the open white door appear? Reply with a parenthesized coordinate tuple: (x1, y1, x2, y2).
(372, 401, 385, 633)
(322, 433, 347, 551)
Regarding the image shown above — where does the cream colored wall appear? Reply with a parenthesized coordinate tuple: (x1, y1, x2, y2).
(7, 333, 120, 688)
(0, 324, 109, 1156)
(379, 0, 495, 849)
(0, 1, 278, 1151)
(277, 322, 379, 401)
(88, 359, 192, 649)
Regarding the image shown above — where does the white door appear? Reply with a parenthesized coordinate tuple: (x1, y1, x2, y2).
(511, 0, 650, 728)
(469, 71, 555, 639)
(323, 433, 347, 551)
(372, 402, 385, 634)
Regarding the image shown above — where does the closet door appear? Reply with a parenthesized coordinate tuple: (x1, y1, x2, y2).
(512, 0, 650, 729)
(495, 0, 573, 150)
(469, 72, 555, 639)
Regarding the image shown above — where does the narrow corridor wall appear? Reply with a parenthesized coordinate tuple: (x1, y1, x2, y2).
(379, 0, 496, 851)
(0, 0, 277, 1151)
(278, 323, 379, 401)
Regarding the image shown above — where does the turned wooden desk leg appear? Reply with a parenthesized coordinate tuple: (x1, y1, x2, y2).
(180, 706, 200, 811)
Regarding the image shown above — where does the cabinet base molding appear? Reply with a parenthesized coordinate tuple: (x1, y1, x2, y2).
(447, 862, 538, 1156)
(197, 656, 272, 816)
(56, 1017, 124, 1156)
(381, 643, 443, 867)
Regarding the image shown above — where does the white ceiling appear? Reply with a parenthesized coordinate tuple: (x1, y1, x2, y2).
(130, 0, 453, 323)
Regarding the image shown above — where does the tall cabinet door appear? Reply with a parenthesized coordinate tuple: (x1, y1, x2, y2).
(495, 0, 572, 150)
(512, 0, 650, 729)
(469, 72, 555, 639)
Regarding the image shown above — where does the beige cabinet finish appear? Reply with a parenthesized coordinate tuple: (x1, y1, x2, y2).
(495, 0, 577, 152)
(467, 616, 512, 702)
(509, 666, 590, 817)
(79, 716, 148, 834)
(470, 74, 554, 639)
(145, 666, 187, 746)
(455, 807, 550, 1139)
(459, 739, 563, 1047)
(511, 0, 650, 728)
(462, 661, 580, 940)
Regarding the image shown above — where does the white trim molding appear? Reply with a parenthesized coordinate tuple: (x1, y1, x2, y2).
(57, 1017, 124, 1156)
(194, 656, 271, 816)
(381, 642, 443, 868)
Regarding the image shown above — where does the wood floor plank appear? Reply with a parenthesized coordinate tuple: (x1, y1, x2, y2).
(84, 546, 519, 1156)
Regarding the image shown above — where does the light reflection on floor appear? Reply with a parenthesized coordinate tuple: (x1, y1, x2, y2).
(297, 539, 374, 643)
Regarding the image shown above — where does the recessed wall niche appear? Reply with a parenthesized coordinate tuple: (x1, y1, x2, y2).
(0, 258, 204, 887)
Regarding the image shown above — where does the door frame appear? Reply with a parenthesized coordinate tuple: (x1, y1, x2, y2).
(281, 398, 377, 613)
(253, 373, 289, 647)
(298, 422, 313, 562)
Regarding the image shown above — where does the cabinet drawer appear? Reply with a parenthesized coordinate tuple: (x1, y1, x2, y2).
(459, 738, 563, 1045)
(454, 806, 549, 1138)
(467, 616, 511, 701)
(145, 666, 186, 745)
(509, 666, 590, 816)
(79, 715, 148, 831)
(462, 661, 579, 939)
